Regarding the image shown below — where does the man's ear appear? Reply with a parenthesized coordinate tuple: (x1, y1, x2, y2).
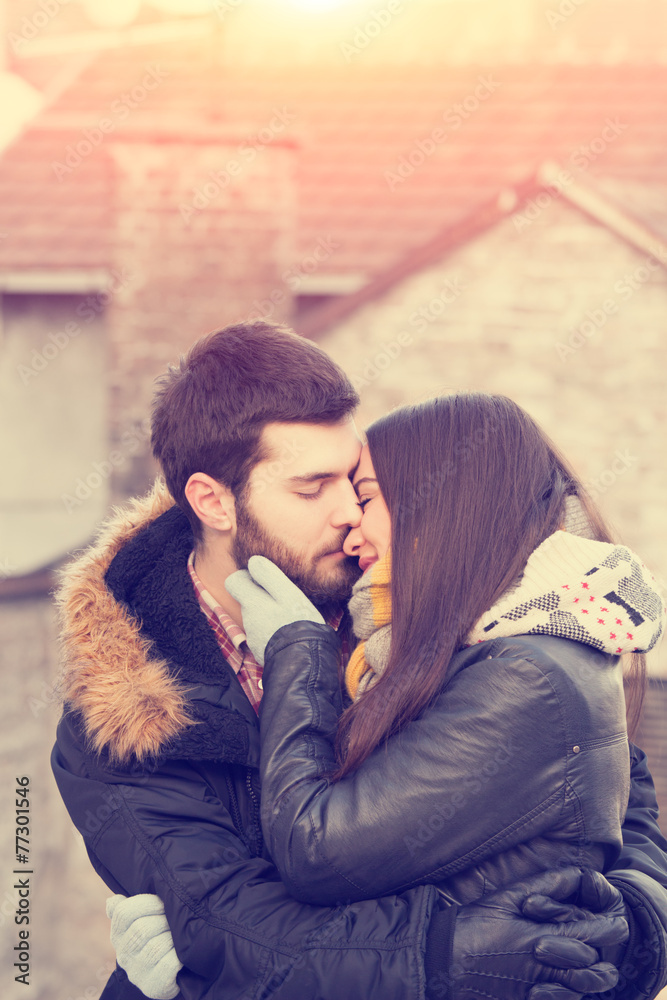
(184, 473, 237, 534)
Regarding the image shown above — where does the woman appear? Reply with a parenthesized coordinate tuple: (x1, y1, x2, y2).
(227, 392, 666, 907)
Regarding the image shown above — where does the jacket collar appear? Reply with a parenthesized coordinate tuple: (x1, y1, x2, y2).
(56, 479, 259, 770)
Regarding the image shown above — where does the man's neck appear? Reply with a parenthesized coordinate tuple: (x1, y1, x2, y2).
(192, 543, 243, 627)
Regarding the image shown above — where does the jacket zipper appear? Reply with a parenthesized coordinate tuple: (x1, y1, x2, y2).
(246, 769, 264, 858)
(224, 772, 252, 854)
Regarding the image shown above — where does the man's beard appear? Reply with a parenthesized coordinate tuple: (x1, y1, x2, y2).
(231, 497, 361, 608)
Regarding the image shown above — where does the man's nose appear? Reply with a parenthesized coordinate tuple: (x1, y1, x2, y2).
(332, 482, 362, 531)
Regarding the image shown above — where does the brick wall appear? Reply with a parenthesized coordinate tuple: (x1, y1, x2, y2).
(105, 136, 295, 498)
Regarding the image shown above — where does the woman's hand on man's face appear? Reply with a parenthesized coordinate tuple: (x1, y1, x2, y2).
(225, 556, 325, 666)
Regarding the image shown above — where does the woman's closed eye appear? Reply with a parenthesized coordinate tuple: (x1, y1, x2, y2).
(357, 496, 372, 510)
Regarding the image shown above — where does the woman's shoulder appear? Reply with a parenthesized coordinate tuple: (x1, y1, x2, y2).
(453, 632, 617, 676)
(447, 633, 626, 734)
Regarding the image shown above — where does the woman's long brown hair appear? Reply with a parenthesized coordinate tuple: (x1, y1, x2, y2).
(334, 393, 646, 779)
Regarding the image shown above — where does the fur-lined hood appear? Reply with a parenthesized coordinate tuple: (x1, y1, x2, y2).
(56, 480, 256, 769)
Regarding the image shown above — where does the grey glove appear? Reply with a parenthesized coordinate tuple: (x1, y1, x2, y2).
(439, 867, 628, 1000)
(106, 893, 182, 1000)
(225, 555, 325, 665)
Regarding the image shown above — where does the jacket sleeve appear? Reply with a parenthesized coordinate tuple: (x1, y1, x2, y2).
(258, 623, 593, 905)
(51, 714, 444, 1000)
(605, 743, 667, 1000)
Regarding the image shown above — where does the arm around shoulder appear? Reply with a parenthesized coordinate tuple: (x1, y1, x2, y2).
(51, 713, 442, 1000)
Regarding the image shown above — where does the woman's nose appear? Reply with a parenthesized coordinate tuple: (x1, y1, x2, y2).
(343, 524, 364, 557)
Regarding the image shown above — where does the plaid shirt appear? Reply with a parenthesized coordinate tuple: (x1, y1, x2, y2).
(188, 551, 347, 715)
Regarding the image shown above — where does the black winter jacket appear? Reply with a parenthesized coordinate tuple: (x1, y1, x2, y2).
(50, 485, 667, 999)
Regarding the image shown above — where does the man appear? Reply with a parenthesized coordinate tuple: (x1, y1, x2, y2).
(51, 321, 667, 1000)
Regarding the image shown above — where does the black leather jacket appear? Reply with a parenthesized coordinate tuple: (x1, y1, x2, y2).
(259, 627, 630, 905)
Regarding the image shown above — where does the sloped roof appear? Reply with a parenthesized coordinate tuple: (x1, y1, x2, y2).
(2, 33, 667, 279)
(298, 165, 667, 338)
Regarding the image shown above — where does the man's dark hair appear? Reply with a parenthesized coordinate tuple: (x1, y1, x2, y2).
(151, 321, 359, 543)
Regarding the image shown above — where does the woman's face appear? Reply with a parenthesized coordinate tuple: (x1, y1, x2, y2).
(343, 444, 392, 574)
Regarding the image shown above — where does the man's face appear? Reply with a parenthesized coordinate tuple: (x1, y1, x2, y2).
(231, 419, 364, 606)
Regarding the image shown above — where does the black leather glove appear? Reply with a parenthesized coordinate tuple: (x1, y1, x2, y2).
(523, 867, 629, 970)
(440, 867, 629, 1000)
